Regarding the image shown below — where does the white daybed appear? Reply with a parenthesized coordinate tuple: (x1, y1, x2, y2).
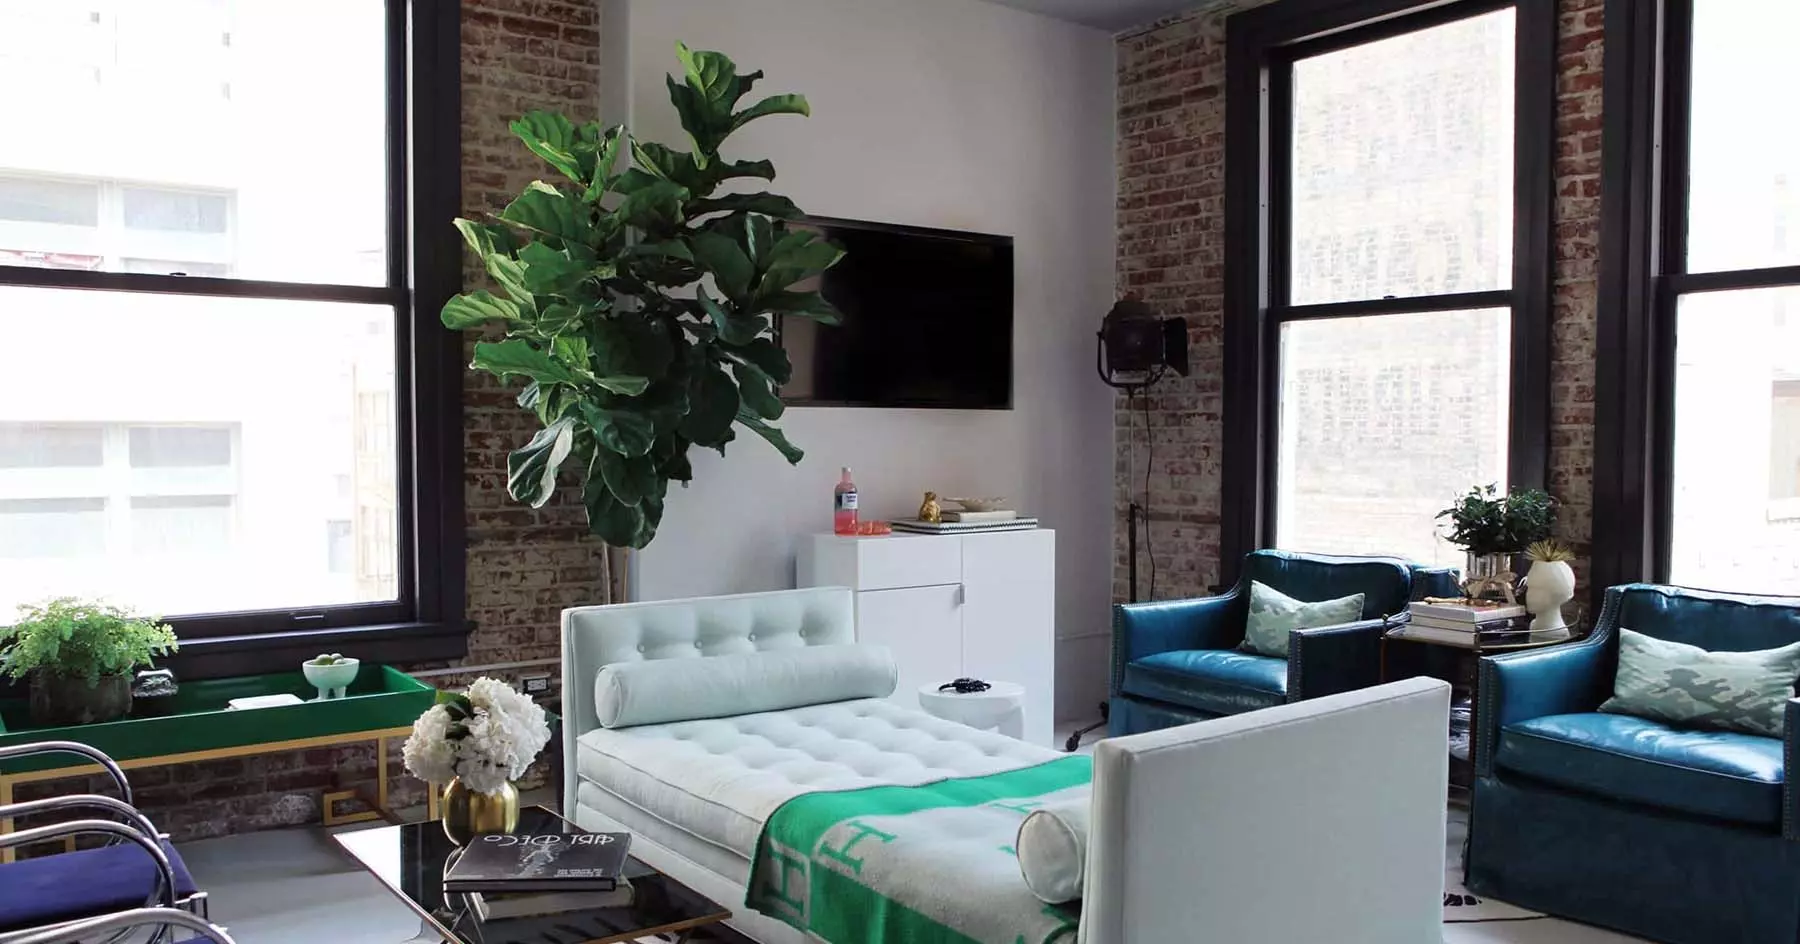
(562, 587, 1450, 944)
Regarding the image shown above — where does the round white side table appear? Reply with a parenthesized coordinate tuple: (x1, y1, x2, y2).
(917, 681, 1026, 739)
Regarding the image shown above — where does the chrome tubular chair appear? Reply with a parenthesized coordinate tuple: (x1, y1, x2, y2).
(0, 908, 235, 944)
(0, 743, 207, 941)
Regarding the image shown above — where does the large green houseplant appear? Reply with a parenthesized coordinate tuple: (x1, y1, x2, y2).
(443, 44, 844, 549)
(0, 598, 178, 726)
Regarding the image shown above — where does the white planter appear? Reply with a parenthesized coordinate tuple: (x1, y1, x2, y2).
(1524, 560, 1576, 633)
(303, 658, 360, 700)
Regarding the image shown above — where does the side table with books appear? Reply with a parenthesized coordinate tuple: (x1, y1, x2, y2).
(1381, 598, 1579, 793)
(334, 805, 745, 943)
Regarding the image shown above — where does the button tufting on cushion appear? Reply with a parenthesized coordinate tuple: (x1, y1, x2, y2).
(574, 697, 1068, 862)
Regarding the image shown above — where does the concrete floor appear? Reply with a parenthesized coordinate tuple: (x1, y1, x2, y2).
(170, 724, 1648, 943)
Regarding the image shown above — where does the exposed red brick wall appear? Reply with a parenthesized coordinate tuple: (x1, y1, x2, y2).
(1115, 0, 1603, 603)
(460, 0, 612, 672)
(1549, 0, 1605, 589)
(15, 0, 605, 844)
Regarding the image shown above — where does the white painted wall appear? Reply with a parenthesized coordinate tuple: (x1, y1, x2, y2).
(605, 0, 1118, 721)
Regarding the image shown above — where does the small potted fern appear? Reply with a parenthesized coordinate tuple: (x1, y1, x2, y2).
(0, 598, 179, 726)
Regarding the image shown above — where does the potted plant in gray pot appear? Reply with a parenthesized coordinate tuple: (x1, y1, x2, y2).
(0, 598, 179, 726)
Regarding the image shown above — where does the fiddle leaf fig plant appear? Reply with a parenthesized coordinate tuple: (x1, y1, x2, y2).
(443, 43, 844, 548)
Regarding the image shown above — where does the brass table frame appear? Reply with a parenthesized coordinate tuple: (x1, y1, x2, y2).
(0, 724, 441, 863)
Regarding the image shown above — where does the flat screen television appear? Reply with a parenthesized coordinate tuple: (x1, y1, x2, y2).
(779, 217, 1013, 409)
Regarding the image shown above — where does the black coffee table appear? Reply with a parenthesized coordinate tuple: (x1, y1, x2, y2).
(334, 805, 738, 944)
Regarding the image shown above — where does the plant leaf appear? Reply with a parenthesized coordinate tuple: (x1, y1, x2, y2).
(757, 290, 843, 326)
(501, 182, 590, 244)
(595, 448, 658, 506)
(698, 289, 768, 346)
(723, 336, 793, 385)
(507, 416, 576, 507)
(582, 474, 651, 548)
(453, 218, 522, 259)
(533, 302, 585, 337)
(731, 360, 784, 421)
(731, 93, 811, 131)
(680, 366, 739, 447)
(578, 402, 656, 457)
(735, 407, 804, 464)
(442, 290, 523, 330)
(472, 338, 588, 386)
(595, 375, 651, 396)
(510, 111, 586, 184)
(484, 253, 536, 309)
(760, 232, 845, 296)
(519, 241, 601, 297)
(631, 138, 704, 191)
(614, 179, 690, 233)
(690, 231, 754, 299)
(676, 42, 747, 112)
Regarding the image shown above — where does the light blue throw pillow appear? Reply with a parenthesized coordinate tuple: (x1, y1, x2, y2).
(1599, 628, 1800, 738)
(1239, 580, 1366, 659)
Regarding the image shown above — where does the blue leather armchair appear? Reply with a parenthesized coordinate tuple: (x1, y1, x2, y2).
(1108, 549, 1458, 736)
(1468, 583, 1800, 944)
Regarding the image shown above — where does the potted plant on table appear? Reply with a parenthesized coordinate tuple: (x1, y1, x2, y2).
(0, 598, 179, 726)
(1436, 485, 1558, 602)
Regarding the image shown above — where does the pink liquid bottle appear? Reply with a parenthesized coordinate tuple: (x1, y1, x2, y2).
(833, 467, 860, 535)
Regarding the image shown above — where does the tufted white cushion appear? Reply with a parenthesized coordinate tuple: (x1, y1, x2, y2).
(561, 588, 857, 746)
(594, 644, 897, 728)
(1017, 796, 1091, 904)
(575, 698, 1064, 859)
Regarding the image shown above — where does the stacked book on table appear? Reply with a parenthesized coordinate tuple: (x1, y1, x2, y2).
(891, 510, 1039, 535)
(1399, 598, 1568, 646)
(443, 829, 633, 921)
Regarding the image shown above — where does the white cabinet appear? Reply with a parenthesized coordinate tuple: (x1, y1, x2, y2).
(799, 529, 1056, 746)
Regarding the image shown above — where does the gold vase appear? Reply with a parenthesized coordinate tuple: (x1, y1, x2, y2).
(441, 777, 519, 845)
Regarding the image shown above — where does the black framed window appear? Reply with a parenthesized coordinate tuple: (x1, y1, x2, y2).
(1595, 0, 1800, 596)
(0, 1, 465, 671)
(1222, 0, 1555, 579)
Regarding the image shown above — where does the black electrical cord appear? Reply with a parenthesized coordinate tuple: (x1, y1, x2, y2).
(1141, 387, 1156, 601)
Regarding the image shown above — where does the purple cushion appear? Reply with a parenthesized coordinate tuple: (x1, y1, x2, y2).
(0, 839, 198, 931)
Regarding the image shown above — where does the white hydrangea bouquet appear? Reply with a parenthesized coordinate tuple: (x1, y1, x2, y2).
(402, 677, 551, 795)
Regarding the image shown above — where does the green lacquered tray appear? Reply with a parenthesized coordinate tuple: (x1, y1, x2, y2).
(0, 665, 435, 776)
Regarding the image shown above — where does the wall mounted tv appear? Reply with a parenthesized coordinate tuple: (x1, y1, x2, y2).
(779, 216, 1014, 409)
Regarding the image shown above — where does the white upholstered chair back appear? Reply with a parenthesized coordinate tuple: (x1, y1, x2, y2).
(560, 588, 856, 794)
(1079, 676, 1451, 944)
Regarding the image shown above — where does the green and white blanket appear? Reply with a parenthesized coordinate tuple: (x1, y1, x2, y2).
(746, 755, 1092, 944)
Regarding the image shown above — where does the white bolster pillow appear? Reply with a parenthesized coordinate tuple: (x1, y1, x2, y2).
(595, 644, 897, 728)
(1017, 796, 1091, 904)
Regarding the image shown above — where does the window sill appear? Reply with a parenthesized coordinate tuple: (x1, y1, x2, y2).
(164, 620, 473, 680)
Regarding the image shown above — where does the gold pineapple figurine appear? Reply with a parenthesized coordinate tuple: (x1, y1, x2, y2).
(918, 491, 942, 524)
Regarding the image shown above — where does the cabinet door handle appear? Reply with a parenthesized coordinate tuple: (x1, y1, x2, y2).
(957, 583, 967, 606)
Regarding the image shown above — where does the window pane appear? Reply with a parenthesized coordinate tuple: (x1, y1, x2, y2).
(122, 187, 230, 234)
(0, 424, 104, 468)
(0, 498, 106, 559)
(0, 177, 99, 226)
(0, 1, 388, 286)
(129, 426, 233, 468)
(1688, 1, 1800, 273)
(1288, 9, 1515, 305)
(0, 286, 400, 618)
(1274, 309, 1511, 566)
(1670, 287, 1800, 594)
(130, 495, 233, 556)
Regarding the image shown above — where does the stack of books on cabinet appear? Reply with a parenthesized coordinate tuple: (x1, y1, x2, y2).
(1399, 598, 1569, 646)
